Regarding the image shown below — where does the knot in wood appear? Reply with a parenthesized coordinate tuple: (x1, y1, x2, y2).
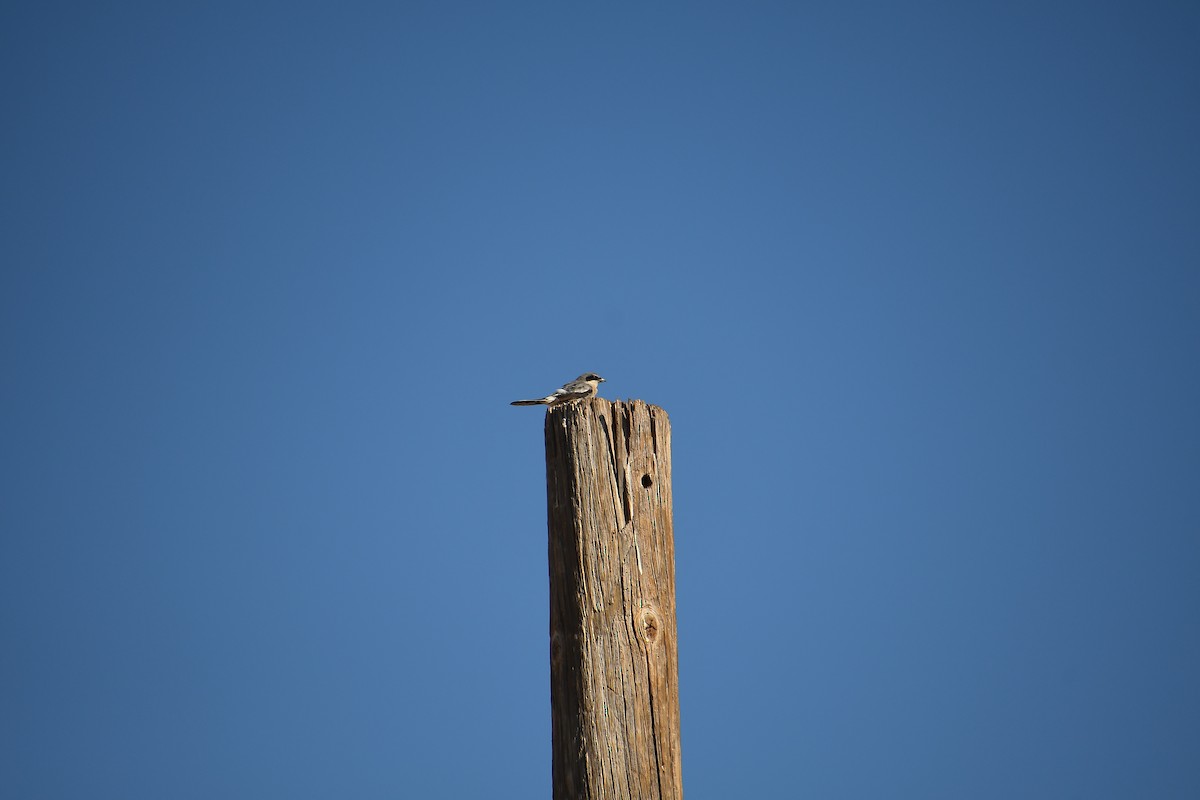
(637, 606, 661, 647)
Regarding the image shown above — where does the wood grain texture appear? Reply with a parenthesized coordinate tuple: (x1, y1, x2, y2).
(545, 398, 682, 800)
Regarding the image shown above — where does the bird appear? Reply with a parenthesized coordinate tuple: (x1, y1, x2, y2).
(511, 373, 606, 407)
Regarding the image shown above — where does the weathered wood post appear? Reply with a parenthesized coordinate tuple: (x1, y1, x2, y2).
(544, 398, 683, 800)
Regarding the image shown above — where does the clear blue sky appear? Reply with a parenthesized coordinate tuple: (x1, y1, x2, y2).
(3, 2, 1198, 798)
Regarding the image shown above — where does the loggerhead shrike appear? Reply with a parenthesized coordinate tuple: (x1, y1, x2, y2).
(510, 373, 605, 407)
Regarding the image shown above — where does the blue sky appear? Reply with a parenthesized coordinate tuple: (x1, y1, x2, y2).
(3, 2, 1198, 797)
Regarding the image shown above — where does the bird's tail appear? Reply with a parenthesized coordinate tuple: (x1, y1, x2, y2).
(510, 398, 549, 406)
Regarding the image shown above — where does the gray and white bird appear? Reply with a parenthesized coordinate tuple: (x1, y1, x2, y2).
(510, 373, 605, 407)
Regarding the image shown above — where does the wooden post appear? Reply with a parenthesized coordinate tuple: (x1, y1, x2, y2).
(544, 398, 683, 800)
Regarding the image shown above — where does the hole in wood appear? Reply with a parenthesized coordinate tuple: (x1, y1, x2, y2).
(641, 473, 653, 488)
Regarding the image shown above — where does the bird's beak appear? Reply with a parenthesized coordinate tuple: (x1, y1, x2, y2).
(599, 377, 606, 382)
